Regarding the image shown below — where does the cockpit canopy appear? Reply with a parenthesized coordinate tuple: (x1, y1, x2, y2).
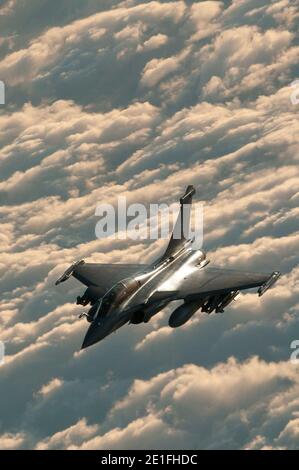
(95, 277, 140, 319)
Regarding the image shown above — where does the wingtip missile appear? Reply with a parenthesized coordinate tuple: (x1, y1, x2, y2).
(55, 260, 85, 285)
(258, 271, 281, 297)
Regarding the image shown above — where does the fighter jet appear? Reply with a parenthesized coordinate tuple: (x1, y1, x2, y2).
(55, 186, 281, 349)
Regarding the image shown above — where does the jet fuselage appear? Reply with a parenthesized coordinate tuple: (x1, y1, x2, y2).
(82, 246, 206, 348)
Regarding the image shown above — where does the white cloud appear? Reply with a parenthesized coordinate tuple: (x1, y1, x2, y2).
(0, 432, 26, 450)
(138, 34, 169, 52)
(0, 2, 186, 85)
(71, 414, 184, 450)
(57, 357, 299, 449)
(37, 378, 64, 397)
(189, 1, 224, 41)
(36, 418, 98, 450)
(141, 56, 182, 88)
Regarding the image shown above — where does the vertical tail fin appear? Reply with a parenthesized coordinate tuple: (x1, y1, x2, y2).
(161, 185, 195, 260)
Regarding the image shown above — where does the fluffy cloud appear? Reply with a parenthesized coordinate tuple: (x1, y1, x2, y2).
(36, 418, 98, 450)
(31, 357, 299, 449)
(189, 1, 224, 41)
(0, 2, 186, 85)
(0, 432, 26, 450)
(37, 378, 64, 397)
(140, 56, 182, 88)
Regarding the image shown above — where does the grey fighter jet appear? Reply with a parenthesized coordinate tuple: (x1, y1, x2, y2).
(55, 186, 281, 349)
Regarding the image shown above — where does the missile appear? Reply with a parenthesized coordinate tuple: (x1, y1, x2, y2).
(215, 290, 239, 313)
(258, 271, 281, 296)
(169, 299, 204, 328)
(202, 294, 224, 313)
(55, 260, 84, 285)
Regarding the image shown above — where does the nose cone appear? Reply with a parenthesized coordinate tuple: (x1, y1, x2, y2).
(81, 323, 101, 349)
(81, 320, 110, 349)
(81, 330, 96, 349)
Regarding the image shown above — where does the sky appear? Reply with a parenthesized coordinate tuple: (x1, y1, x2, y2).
(0, 0, 299, 450)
